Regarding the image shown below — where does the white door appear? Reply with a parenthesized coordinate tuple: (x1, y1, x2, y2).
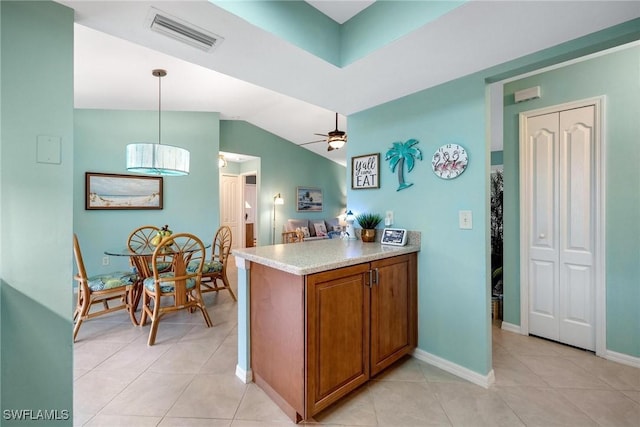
(525, 105, 596, 351)
(220, 174, 241, 249)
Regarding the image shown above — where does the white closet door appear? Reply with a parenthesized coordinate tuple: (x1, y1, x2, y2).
(526, 105, 595, 351)
(558, 106, 595, 350)
(527, 112, 560, 342)
(221, 174, 240, 249)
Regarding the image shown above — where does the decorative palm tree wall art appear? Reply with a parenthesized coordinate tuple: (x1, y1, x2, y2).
(385, 138, 422, 191)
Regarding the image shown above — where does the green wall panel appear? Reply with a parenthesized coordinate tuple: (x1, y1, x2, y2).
(1, 1, 74, 424)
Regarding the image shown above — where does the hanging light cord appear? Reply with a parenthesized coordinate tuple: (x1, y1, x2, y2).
(152, 69, 167, 145)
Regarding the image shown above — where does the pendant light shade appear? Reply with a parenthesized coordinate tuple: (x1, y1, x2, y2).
(126, 69, 190, 176)
(126, 143, 190, 176)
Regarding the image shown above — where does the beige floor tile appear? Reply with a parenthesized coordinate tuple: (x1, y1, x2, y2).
(231, 421, 300, 427)
(75, 320, 145, 343)
(199, 341, 239, 374)
(559, 388, 640, 427)
(517, 355, 611, 389)
(73, 369, 140, 415)
(159, 417, 232, 426)
(433, 382, 524, 427)
(311, 385, 377, 426)
(622, 389, 640, 404)
(99, 371, 194, 417)
(166, 373, 247, 419)
(74, 340, 128, 371)
(373, 356, 427, 382)
(497, 386, 597, 426)
(147, 342, 218, 374)
(565, 355, 640, 391)
(83, 414, 162, 426)
(234, 383, 292, 423)
(92, 337, 172, 374)
(418, 362, 468, 384)
(368, 379, 451, 426)
(492, 357, 548, 387)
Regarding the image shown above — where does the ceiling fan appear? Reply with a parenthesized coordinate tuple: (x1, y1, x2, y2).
(300, 113, 347, 151)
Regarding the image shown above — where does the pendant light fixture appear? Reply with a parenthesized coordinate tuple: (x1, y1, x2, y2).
(126, 69, 190, 176)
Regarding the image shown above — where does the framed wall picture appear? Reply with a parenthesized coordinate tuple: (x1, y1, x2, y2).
(352, 153, 380, 189)
(296, 186, 323, 212)
(85, 172, 163, 210)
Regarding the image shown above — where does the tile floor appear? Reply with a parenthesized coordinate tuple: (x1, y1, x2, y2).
(74, 258, 640, 426)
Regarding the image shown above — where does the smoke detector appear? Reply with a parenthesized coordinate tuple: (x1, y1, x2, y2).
(146, 7, 223, 52)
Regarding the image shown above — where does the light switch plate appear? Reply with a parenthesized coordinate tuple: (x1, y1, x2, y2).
(459, 210, 472, 229)
(385, 211, 394, 226)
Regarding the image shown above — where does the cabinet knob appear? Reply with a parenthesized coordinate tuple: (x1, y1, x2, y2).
(539, 233, 545, 239)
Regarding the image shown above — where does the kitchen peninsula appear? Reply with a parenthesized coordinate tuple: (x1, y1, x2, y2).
(232, 235, 420, 422)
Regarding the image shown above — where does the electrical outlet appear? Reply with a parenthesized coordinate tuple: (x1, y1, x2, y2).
(102, 256, 110, 266)
(385, 211, 394, 226)
(459, 210, 473, 229)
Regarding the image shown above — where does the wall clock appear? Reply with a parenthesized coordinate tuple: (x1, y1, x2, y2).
(431, 144, 468, 179)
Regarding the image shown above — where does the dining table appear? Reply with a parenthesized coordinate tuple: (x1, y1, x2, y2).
(104, 242, 210, 325)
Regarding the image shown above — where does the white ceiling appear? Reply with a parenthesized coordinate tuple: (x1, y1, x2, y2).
(60, 1, 640, 166)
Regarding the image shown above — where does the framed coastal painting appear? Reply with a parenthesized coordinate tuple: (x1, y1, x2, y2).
(296, 186, 323, 212)
(352, 153, 380, 189)
(85, 172, 163, 210)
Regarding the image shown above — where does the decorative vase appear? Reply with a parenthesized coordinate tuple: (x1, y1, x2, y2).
(361, 229, 377, 242)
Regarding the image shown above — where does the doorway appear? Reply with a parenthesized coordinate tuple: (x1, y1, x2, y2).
(519, 98, 605, 354)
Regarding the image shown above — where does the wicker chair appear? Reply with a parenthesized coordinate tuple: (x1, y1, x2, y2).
(200, 226, 236, 301)
(72, 234, 136, 341)
(140, 233, 212, 345)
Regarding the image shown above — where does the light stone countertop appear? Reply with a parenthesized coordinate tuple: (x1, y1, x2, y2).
(232, 232, 420, 276)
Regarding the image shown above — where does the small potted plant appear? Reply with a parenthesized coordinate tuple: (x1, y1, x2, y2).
(355, 213, 383, 242)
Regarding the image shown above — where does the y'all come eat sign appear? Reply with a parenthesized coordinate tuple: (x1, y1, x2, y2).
(352, 153, 380, 189)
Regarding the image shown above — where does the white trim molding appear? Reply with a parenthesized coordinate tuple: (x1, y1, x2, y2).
(605, 350, 640, 369)
(500, 321, 523, 334)
(235, 364, 253, 383)
(412, 348, 495, 389)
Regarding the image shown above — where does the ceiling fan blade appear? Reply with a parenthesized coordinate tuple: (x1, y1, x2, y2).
(314, 133, 328, 137)
(299, 140, 325, 146)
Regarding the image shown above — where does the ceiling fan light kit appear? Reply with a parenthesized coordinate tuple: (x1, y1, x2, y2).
(302, 112, 347, 151)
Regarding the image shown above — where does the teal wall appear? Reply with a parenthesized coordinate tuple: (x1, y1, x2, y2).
(1, 1, 74, 424)
(220, 120, 347, 245)
(74, 110, 221, 273)
(348, 74, 492, 374)
(502, 45, 640, 357)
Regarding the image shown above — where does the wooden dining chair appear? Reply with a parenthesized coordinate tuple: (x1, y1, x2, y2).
(140, 232, 212, 345)
(127, 225, 172, 277)
(200, 225, 236, 301)
(72, 234, 137, 342)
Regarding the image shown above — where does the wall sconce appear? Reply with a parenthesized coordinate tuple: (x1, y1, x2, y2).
(272, 193, 284, 245)
(218, 154, 227, 168)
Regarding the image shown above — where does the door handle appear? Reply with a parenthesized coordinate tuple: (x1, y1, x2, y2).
(368, 270, 373, 288)
(374, 268, 379, 285)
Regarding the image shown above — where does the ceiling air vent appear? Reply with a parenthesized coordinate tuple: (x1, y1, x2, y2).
(147, 8, 223, 52)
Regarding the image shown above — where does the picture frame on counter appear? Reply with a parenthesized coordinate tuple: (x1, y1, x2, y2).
(352, 153, 380, 189)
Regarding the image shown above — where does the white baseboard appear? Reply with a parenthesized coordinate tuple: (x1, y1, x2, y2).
(235, 365, 253, 383)
(412, 348, 495, 389)
(500, 321, 522, 334)
(605, 350, 640, 368)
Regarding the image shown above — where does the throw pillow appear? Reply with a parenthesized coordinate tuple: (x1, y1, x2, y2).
(313, 222, 327, 237)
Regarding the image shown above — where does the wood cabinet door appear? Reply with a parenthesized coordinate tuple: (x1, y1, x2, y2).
(305, 263, 371, 416)
(370, 253, 417, 376)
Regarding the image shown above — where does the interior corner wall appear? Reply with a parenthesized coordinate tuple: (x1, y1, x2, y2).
(348, 74, 492, 376)
(220, 120, 346, 246)
(502, 44, 640, 358)
(74, 110, 220, 274)
(1, 1, 74, 424)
